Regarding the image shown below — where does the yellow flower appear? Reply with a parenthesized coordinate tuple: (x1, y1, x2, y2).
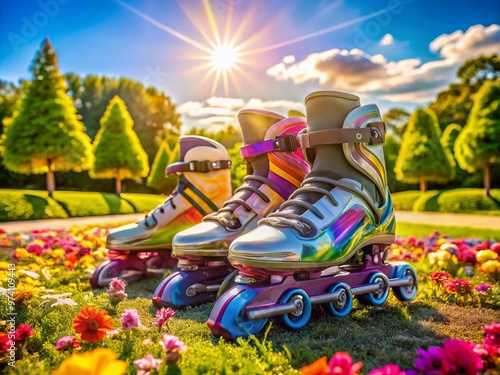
(52, 348, 126, 375)
(13, 284, 39, 304)
(53, 249, 67, 259)
(481, 260, 500, 274)
(0, 261, 10, 270)
(15, 248, 31, 259)
(476, 250, 498, 263)
(77, 255, 95, 268)
(436, 250, 452, 261)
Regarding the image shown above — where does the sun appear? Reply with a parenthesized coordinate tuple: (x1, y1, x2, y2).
(209, 44, 239, 72)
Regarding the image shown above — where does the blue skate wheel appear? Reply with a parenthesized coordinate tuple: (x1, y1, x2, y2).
(357, 272, 389, 306)
(392, 264, 418, 302)
(326, 282, 353, 317)
(279, 288, 312, 330)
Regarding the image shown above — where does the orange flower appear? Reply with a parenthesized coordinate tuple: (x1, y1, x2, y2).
(72, 306, 114, 343)
(302, 356, 328, 375)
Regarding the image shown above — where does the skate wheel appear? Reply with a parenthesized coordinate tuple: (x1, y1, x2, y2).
(326, 282, 353, 317)
(91, 258, 147, 288)
(279, 288, 312, 330)
(357, 272, 389, 306)
(392, 264, 418, 301)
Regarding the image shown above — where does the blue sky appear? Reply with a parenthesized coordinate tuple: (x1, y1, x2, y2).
(1, 0, 499, 131)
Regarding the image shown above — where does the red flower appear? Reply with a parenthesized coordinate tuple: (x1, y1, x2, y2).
(430, 271, 452, 285)
(0, 332, 11, 351)
(14, 324, 34, 341)
(443, 279, 472, 295)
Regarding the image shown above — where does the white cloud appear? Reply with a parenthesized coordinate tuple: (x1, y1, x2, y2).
(380, 33, 394, 46)
(430, 24, 500, 61)
(179, 96, 303, 132)
(267, 24, 499, 104)
(282, 55, 296, 64)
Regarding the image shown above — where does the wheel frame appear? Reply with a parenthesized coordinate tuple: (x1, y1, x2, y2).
(326, 282, 353, 317)
(357, 272, 390, 306)
(392, 264, 418, 301)
(279, 288, 312, 330)
(93, 258, 147, 287)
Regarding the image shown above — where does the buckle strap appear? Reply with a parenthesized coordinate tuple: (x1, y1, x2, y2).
(298, 122, 386, 148)
(240, 134, 298, 159)
(166, 159, 232, 176)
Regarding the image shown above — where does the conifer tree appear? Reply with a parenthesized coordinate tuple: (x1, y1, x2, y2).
(455, 80, 500, 195)
(440, 123, 462, 180)
(147, 138, 179, 193)
(90, 96, 149, 195)
(0, 38, 93, 197)
(395, 108, 453, 191)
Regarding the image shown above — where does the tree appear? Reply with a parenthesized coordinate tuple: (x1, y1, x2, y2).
(440, 123, 461, 182)
(394, 108, 453, 191)
(90, 96, 149, 195)
(147, 135, 179, 193)
(429, 54, 499, 130)
(0, 38, 93, 197)
(66, 74, 182, 164)
(383, 108, 410, 141)
(382, 135, 414, 193)
(454, 80, 500, 195)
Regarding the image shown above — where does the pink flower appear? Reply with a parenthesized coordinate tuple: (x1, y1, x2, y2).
(108, 278, 126, 292)
(327, 352, 363, 375)
(160, 334, 186, 363)
(429, 272, 452, 285)
(414, 346, 443, 374)
(152, 308, 175, 332)
(14, 324, 34, 341)
(443, 279, 473, 295)
(121, 308, 141, 330)
(55, 335, 81, 351)
(0, 333, 10, 351)
(26, 243, 44, 255)
(133, 354, 162, 375)
(441, 339, 483, 375)
(367, 364, 405, 375)
(474, 284, 492, 294)
(483, 323, 500, 346)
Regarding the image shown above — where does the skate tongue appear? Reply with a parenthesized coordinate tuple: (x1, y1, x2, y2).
(178, 136, 218, 162)
(238, 109, 285, 145)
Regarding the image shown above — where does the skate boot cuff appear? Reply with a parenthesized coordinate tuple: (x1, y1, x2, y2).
(239, 134, 298, 159)
(166, 159, 232, 175)
(297, 122, 386, 148)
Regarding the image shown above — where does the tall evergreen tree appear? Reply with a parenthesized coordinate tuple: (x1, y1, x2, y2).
(147, 137, 179, 193)
(90, 96, 149, 195)
(0, 38, 93, 197)
(395, 108, 453, 191)
(440, 123, 462, 183)
(455, 80, 500, 195)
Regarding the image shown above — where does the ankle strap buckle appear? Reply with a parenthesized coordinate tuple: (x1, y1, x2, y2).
(297, 121, 386, 148)
(240, 134, 299, 159)
(166, 160, 232, 175)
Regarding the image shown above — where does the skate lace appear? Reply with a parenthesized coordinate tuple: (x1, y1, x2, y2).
(259, 176, 339, 237)
(143, 190, 178, 227)
(203, 175, 271, 230)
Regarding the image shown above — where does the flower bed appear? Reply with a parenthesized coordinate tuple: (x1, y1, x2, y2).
(0, 225, 499, 374)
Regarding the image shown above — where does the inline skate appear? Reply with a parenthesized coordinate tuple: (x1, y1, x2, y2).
(152, 110, 310, 307)
(90, 136, 232, 287)
(208, 91, 418, 339)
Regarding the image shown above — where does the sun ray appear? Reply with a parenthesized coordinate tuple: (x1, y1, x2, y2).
(112, 0, 213, 54)
(202, 0, 222, 47)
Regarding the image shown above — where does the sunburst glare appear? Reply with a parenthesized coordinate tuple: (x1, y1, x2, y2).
(210, 44, 239, 72)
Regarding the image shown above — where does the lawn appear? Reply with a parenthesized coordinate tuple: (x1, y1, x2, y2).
(0, 223, 499, 374)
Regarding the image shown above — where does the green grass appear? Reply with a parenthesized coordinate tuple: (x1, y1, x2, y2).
(0, 189, 69, 220)
(393, 188, 500, 215)
(0, 189, 165, 221)
(397, 222, 499, 240)
(52, 191, 135, 217)
(121, 193, 166, 213)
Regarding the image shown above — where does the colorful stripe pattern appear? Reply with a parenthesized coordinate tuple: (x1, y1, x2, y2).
(263, 117, 310, 200)
(344, 107, 387, 198)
